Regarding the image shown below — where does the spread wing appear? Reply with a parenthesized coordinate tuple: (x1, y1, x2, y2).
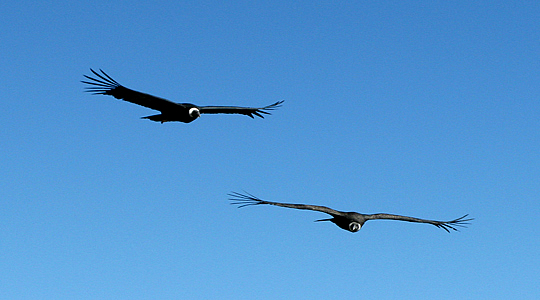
(82, 69, 181, 112)
(199, 100, 284, 118)
(228, 191, 345, 217)
(365, 213, 473, 232)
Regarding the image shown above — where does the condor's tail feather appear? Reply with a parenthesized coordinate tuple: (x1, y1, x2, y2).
(141, 114, 167, 123)
(315, 218, 333, 222)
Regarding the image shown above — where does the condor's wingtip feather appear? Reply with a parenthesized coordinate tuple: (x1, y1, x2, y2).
(248, 100, 284, 119)
(266, 100, 284, 109)
(83, 69, 120, 86)
(81, 79, 113, 87)
(82, 69, 124, 97)
(436, 214, 473, 232)
(96, 68, 120, 85)
(228, 191, 266, 208)
(89, 68, 119, 85)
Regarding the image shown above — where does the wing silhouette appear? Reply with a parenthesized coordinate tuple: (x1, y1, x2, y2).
(364, 213, 472, 232)
(229, 191, 345, 217)
(199, 101, 284, 118)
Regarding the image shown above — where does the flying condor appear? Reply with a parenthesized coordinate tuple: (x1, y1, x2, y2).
(82, 69, 283, 123)
(229, 192, 472, 233)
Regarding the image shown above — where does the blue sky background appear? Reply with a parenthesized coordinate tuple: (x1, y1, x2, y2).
(1, 1, 539, 299)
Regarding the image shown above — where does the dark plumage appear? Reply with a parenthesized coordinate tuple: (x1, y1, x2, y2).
(82, 69, 283, 123)
(229, 192, 472, 233)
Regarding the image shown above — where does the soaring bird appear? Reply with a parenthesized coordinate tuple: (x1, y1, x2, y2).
(229, 192, 472, 233)
(82, 69, 283, 123)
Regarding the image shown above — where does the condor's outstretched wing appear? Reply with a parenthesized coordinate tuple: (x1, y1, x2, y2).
(199, 100, 284, 119)
(82, 69, 181, 112)
(228, 191, 345, 217)
(365, 213, 473, 232)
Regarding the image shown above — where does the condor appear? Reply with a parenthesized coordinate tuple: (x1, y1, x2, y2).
(82, 69, 283, 123)
(229, 192, 472, 233)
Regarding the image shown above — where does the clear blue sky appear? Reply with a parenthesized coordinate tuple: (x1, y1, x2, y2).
(1, 1, 539, 299)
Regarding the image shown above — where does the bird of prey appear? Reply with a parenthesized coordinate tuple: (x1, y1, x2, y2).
(229, 192, 472, 233)
(82, 69, 283, 123)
